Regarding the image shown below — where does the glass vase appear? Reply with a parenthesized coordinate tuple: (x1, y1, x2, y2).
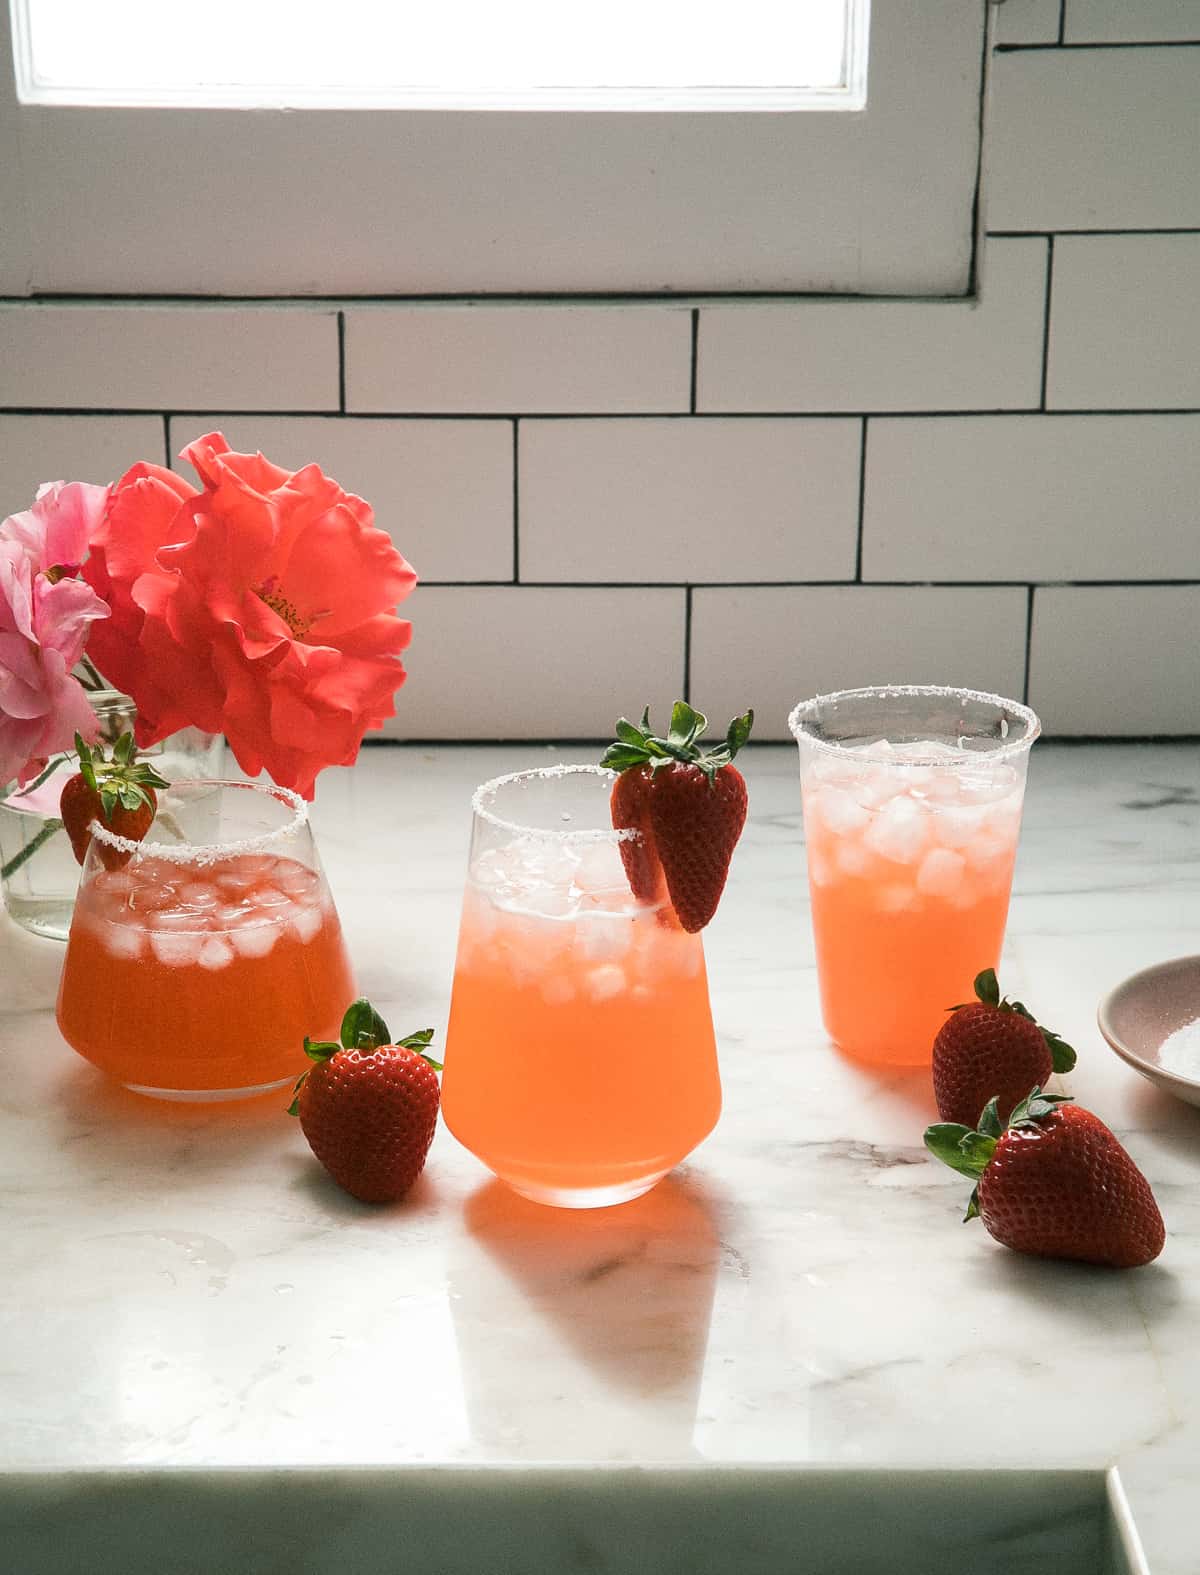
(0, 690, 224, 941)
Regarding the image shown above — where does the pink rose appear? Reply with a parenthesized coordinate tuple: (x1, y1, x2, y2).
(85, 433, 417, 799)
(0, 482, 111, 787)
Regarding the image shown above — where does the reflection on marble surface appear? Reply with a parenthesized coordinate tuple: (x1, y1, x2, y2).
(2, 742, 1199, 1573)
(450, 1174, 722, 1459)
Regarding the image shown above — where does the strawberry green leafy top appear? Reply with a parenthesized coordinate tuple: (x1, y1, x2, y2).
(601, 701, 754, 785)
(950, 968, 1077, 1075)
(73, 730, 169, 822)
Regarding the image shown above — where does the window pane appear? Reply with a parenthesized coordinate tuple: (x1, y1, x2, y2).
(12, 0, 864, 109)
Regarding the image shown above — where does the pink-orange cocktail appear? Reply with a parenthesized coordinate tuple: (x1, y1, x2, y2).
(57, 783, 353, 1099)
(791, 687, 1040, 1066)
(442, 766, 721, 1208)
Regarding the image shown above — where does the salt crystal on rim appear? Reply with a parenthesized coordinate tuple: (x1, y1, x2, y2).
(86, 783, 308, 866)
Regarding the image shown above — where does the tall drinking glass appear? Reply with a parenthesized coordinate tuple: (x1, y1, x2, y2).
(441, 765, 721, 1209)
(56, 781, 354, 1100)
(789, 687, 1040, 1067)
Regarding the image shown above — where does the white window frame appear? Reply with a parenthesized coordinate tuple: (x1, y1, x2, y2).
(0, 0, 988, 298)
(10, 0, 869, 113)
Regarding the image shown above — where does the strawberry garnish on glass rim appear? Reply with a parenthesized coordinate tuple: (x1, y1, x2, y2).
(59, 730, 170, 871)
(601, 700, 753, 933)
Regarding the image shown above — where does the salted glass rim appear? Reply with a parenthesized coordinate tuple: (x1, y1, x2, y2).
(86, 779, 308, 864)
(472, 763, 637, 844)
(787, 684, 1042, 767)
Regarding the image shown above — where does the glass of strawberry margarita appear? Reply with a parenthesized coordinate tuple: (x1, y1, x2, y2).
(441, 765, 721, 1209)
(789, 686, 1040, 1067)
(56, 781, 354, 1100)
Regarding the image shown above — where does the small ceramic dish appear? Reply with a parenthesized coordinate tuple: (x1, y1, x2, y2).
(1098, 955, 1200, 1109)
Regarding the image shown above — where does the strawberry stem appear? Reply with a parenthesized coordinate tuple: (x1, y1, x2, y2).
(945, 969, 1078, 1075)
(924, 1085, 1075, 1221)
(287, 1002, 440, 1115)
(72, 730, 170, 825)
(602, 700, 754, 784)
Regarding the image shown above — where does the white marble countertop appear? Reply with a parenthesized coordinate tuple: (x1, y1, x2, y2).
(2, 742, 1198, 1572)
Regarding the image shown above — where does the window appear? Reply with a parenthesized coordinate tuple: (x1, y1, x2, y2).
(1, 0, 986, 297)
(13, 0, 867, 111)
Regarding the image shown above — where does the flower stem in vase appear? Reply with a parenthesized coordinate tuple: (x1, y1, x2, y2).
(0, 817, 64, 882)
(77, 654, 109, 693)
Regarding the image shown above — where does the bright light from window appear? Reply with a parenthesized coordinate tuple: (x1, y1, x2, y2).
(11, 0, 867, 110)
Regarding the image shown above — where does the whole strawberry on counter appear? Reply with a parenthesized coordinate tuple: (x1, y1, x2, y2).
(290, 999, 441, 1204)
(602, 700, 753, 933)
(60, 730, 170, 871)
(932, 968, 1076, 1128)
(925, 1087, 1165, 1269)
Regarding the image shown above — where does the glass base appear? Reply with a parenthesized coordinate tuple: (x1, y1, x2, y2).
(833, 1039, 933, 1070)
(504, 1169, 670, 1210)
(123, 1075, 295, 1103)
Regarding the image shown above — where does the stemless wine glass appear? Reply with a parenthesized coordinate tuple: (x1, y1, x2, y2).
(56, 781, 354, 1100)
(789, 686, 1040, 1067)
(441, 765, 722, 1209)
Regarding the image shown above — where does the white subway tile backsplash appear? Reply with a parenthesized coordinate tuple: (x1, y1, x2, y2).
(0, 305, 338, 412)
(1048, 235, 1200, 409)
(996, 0, 1061, 48)
(383, 586, 686, 738)
(986, 49, 1200, 231)
(3, 33, 1197, 743)
(697, 240, 1045, 414)
(863, 414, 1200, 582)
(344, 305, 691, 415)
(690, 586, 1029, 741)
(0, 415, 163, 513)
(519, 419, 860, 583)
(1065, 0, 1200, 42)
(168, 416, 513, 583)
(1029, 586, 1200, 733)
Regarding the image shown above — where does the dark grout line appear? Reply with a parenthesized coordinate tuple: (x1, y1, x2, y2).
(361, 733, 1200, 748)
(414, 579, 1200, 590)
(6, 287, 980, 306)
(336, 311, 346, 413)
(511, 420, 520, 583)
(988, 227, 1200, 237)
(1057, 0, 1066, 46)
(689, 309, 699, 413)
(1040, 236, 1054, 411)
(1022, 586, 1036, 704)
(854, 419, 868, 581)
(967, 0, 994, 298)
(683, 586, 694, 702)
(996, 39, 1200, 51)
(7, 406, 1200, 421)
